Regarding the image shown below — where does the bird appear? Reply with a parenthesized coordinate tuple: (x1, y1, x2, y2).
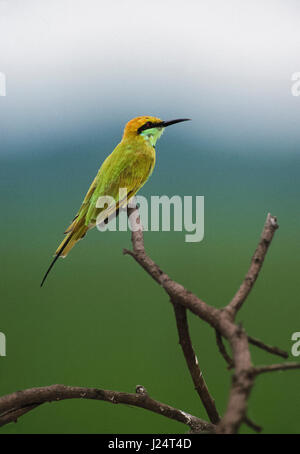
(40, 116, 190, 287)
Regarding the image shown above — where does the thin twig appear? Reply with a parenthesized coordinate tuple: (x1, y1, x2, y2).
(244, 416, 262, 433)
(215, 330, 234, 369)
(248, 335, 288, 359)
(226, 213, 279, 319)
(173, 302, 220, 424)
(254, 362, 300, 375)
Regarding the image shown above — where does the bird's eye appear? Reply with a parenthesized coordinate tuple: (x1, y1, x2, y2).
(137, 121, 153, 134)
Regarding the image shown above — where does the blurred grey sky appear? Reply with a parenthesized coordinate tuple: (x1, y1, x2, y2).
(1, 0, 300, 155)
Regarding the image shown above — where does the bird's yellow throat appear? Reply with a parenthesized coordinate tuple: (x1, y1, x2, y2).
(140, 127, 164, 148)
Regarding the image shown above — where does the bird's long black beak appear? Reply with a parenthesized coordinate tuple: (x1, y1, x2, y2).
(160, 118, 191, 127)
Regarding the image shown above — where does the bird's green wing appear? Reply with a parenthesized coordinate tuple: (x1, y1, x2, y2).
(85, 143, 154, 226)
(64, 174, 98, 234)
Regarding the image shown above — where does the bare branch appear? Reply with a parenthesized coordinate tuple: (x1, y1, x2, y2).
(226, 213, 279, 318)
(125, 206, 256, 433)
(123, 207, 220, 329)
(0, 384, 215, 432)
(173, 302, 220, 424)
(2, 210, 294, 434)
(124, 207, 220, 424)
(124, 208, 298, 434)
(215, 327, 255, 434)
(254, 362, 300, 375)
(248, 335, 288, 359)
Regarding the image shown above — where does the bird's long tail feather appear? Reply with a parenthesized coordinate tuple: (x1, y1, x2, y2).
(40, 223, 88, 287)
(40, 234, 73, 287)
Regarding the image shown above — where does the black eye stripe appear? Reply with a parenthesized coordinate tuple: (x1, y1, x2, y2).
(138, 121, 160, 134)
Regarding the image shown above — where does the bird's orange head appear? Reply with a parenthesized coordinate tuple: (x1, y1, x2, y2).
(122, 116, 191, 147)
(122, 116, 162, 138)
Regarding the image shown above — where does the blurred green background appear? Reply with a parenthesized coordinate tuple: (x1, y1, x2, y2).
(1, 138, 300, 434)
(0, 0, 300, 434)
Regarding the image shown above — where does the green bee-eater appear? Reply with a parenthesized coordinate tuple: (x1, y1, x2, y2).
(41, 116, 190, 286)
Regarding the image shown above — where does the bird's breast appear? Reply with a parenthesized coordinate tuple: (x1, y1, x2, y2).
(137, 145, 156, 177)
